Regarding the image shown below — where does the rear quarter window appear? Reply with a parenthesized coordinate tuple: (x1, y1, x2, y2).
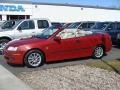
(37, 20, 49, 29)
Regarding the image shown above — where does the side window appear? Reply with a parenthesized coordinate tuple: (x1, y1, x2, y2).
(88, 23, 94, 28)
(116, 23, 120, 30)
(37, 20, 49, 29)
(106, 23, 115, 31)
(78, 23, 87, 29)
(57, 29, 76, 39)
(18, 20, 35, 30)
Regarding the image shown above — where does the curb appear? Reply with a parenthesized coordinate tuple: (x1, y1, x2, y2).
(0, 65, 33, 90)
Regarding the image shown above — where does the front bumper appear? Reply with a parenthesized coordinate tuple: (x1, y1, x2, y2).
(4, 50, 24, 65)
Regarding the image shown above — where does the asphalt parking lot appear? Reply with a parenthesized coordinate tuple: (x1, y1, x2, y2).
(0, 46, 120, 76)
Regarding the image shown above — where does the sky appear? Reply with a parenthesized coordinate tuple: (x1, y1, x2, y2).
(20, 0, 120, 8)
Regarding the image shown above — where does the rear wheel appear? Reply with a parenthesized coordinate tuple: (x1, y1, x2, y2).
(92, 46, 104, 59)
(24, 50, 44, 68)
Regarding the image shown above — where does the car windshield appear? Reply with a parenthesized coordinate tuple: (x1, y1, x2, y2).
(91, 22, 109, 30)
(66, 22, 81, 29)
(0, 21, 4, 26)
(51, 22, 62, 28)
(34, 27, 58, 39)
(1, 20, 22, 29)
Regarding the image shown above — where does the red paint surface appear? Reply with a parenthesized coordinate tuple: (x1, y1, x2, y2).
(4, 29, 112, 65)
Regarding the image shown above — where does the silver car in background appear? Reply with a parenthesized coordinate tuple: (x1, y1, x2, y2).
(0, 18, 52, 51)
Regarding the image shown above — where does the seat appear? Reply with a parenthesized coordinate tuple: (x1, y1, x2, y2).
(76, 30, 93, 37)
(59, 30, 76, 39)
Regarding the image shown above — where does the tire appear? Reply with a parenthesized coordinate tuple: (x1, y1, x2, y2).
(92, 46, 104, 59)
(0, 39, 10, 50)
(24, 49, 44, 68)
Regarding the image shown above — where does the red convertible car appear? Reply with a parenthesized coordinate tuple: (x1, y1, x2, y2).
(4, 27, 112, 68)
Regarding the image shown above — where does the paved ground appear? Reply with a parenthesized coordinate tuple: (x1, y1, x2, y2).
(0, 65, 33, 90)
(0, 46, 120, 76)
(18, 65, 120, 90)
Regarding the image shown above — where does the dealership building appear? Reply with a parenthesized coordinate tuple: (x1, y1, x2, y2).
(0, 1, 120, 22)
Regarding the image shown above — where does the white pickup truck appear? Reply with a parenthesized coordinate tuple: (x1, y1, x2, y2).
(0, 18, 52, 50)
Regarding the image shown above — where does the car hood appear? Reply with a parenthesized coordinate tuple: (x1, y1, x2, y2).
(7, 37, 47, 47)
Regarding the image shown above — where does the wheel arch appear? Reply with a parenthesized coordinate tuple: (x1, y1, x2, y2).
(0, 36, 12, 41)
(23, 48, 46, 64)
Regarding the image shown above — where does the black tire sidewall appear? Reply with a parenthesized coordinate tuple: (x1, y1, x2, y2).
(0, 39, 10, 43)
(24, 49, 44, 68)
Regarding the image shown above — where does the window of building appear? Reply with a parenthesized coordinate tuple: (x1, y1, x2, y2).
(7, 15, 30, 20)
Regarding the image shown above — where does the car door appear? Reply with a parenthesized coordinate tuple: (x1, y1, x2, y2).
(45, 29, 79, 61)
(74, 30, 94, 57)
(14, 20, 35, 39)
(46, 29, 93, 61)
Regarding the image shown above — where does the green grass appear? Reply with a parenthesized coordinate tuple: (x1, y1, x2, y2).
(85, 59, 120, 73)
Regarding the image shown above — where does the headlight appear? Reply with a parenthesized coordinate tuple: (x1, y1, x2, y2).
(7, 46, 18, 51)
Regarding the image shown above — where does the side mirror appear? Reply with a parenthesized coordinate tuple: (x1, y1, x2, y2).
(54, 36, 61, 41)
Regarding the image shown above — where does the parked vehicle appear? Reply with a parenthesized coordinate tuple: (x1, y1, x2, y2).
(0, 18, 51, 51)
(66, 21, 95, 30)
(0, 20, 5, 26)
(62, 23, 72, 28)
(51, 22, 63, 28)
(89, 22, 120, 44)
(4, 27, 112, 68)
(116, 33, 120, 46)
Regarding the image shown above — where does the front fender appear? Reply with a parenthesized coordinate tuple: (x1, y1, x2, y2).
(0, 31, 15, 40)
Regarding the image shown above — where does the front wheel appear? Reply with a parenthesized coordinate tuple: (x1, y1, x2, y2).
(24, 50, 44, 68)
(92, 46, 104, 59)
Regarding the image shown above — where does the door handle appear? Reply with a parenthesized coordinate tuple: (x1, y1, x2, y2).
(75, 40, 80, 43)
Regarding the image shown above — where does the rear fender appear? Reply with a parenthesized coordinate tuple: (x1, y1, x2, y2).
(102, 33, 112, 52)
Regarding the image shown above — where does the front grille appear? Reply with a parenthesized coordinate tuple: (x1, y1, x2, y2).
(4, 56, 10, 60)
(4, 55, 15, 61)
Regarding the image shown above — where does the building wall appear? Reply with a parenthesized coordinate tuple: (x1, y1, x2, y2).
(0, 3, 32, 15)
(0, 3, 32, 20)
(31, 4, 120, 22)
(0, 2, 120, 22)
